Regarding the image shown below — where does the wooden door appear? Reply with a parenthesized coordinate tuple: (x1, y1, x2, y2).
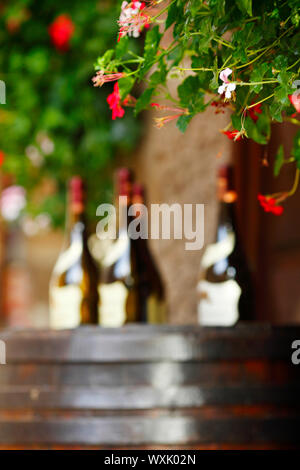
(234, 123, 300, 324)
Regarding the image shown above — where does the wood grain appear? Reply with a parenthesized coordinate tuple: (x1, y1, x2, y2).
(0, 324, 299, 448)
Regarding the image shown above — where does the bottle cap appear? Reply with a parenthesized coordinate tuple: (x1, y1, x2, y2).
(69, 176, 85, 211)
(116, 167, 134, 183)
(115, 168, 133, 197)
(132, 183, 144, 197)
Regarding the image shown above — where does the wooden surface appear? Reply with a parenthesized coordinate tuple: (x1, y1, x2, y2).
(0, 324, 299, 449)
(234, 122, 300, 324)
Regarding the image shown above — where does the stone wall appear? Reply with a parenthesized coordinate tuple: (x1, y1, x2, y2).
(133, 107, 231, 324)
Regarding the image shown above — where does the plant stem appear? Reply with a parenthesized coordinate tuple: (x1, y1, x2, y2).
(287, 57, 300, 71)
(151, 0, 176, 21)
(284, 117, 300, 126)
(235, 80, 278, 86)
(231, 25, 294, 71)
(246, 93, 274, 109)
(288, 169, 300, 196)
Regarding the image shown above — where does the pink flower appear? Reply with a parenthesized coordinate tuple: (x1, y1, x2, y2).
(151, 102, 188, 128)
(49, 14, 75, 52)
(92, 71, 126, 87)
(219, 68, 233, 83)
(218, 68, 236, 100)
(154, 114, 183, 128)
(107, 82, 125, 120)
(289, 93, 300, 113)
(151, 102, 187, 113)
(118, 1, 150, 41)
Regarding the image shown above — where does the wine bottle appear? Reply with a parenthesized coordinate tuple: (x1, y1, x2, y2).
(130, 183, 166, 323)
(197, 165, 253, 325)
(98, 169, 166, 326)
(49, 176, 99, 329)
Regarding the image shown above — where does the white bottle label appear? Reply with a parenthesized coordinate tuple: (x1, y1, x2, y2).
(201, 233, 235, 269)
(50, 285, 82, 329)
(99, 281, 128, 327)
(197, 279, 241, 326)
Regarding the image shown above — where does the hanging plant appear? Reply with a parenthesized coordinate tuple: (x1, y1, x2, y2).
(0, 0, 141, 229)
(94, 0, 300, 214)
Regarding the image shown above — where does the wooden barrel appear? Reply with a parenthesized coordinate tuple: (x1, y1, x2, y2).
(0, 324, 299, 449)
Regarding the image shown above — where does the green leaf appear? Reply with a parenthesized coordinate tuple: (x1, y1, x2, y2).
(118, 76, 134, 100)
(95, 49, 115, 70)
(135, 87, 154, 114)
(274, 145, 284, 176)
(235, 0, 252, 16)
(140, 26, 162, 77)
(115, 36, 129, 59)
(209, 55, 219, 92)
(250, 63, 270, 93)
(244, 113, 270, 145)
(231, 113, 242, 132)
(291, 131, 300, 169)
(270, 99, 284, 122)
(165, 1, 181, 30)
(178, 76, 199, 105)
(176, 114, 193, 133)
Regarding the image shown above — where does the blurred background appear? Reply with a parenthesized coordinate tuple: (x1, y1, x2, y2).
(0, 0, 300, 328)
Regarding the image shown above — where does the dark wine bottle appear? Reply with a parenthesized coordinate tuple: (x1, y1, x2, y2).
(129, 183, 166, 323)
(98, 169, 166, 326)
(198, 165, 253, 325)
(49, 176, 99, 329)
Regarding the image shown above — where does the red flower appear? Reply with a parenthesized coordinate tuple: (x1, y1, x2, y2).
(248, 102, 262, 123)
(289, 93, 300, 113)
(258, 194, 283, 216)
(222, 130, 241, 141)
(49, 14, 75, 52)
(0, 150, 5, 167)
(107, 83, 125, 120)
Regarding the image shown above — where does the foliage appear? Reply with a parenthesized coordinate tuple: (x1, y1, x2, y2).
(0, 0, 140, 227)
(95, 0, 300, 211)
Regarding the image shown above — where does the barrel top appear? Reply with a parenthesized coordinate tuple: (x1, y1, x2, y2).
(0, 324, 299, 363)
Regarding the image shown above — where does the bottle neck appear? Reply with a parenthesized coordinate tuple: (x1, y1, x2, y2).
(218, 199, 235, 227)
(117, 196, 130, 234)
(216, 170, 237, 232)
(66, 199, 88, 245)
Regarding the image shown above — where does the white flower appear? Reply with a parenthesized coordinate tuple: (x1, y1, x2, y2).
(218, 68, 236, 100)
(219, 68, 233, 83)
(118, 1, 148, 40)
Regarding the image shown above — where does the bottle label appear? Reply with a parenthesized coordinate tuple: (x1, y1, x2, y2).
(50, 285, 82, 329)
(201, 233, 235, 269)
(53, 240, 82, 275)
(197, 279, 241, 326)
(99, 281, 128, 327)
